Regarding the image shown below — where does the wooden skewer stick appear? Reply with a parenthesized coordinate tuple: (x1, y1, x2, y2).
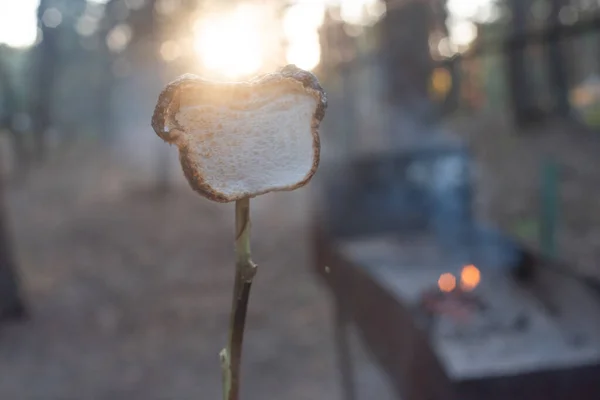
(220, 198, 257, 400)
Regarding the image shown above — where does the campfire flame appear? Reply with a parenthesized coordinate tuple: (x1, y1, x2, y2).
(460, 264, 481, 292)
(437, 265, 481, 293)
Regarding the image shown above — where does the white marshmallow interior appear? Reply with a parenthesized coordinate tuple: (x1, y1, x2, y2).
(175, 91, 317, 198)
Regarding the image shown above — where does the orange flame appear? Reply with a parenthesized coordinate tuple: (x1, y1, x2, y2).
(438, 273, 457, 293)
(460, 264, 481, 292)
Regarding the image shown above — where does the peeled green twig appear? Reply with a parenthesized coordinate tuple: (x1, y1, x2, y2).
(220, 198, 257, 400)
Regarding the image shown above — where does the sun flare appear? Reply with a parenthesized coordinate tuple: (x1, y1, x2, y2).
(190, 0, 389, 79)
(193, 4, 265, 79)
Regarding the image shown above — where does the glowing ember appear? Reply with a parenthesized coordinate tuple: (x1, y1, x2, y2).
(438, 273, 457, 293)
(437, 265, 481, 293)
(460, 264, 481, 292)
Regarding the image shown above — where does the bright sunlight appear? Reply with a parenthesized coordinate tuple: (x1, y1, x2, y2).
(0, 0, 39, 48)
(193, 4, 267, 80)
(191, 0, 388, 79)
(282, 2, 326, 71)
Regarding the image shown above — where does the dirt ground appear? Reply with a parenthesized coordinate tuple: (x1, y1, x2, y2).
(4, 114, 597, 399)
(0, 144, 370, 400)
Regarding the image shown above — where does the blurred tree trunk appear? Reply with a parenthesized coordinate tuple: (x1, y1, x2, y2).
(506, 0, 537, 126)
(381, 1, 435, 122)
(32, 0, 60, 163)
(135, 0, 174, 194)
(547, 0, 570, 117)
(97, 0, 120, 143)
(0, 58, 28, 175)
(434, 0, 460, 115)
(0, 164, 26, 323)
